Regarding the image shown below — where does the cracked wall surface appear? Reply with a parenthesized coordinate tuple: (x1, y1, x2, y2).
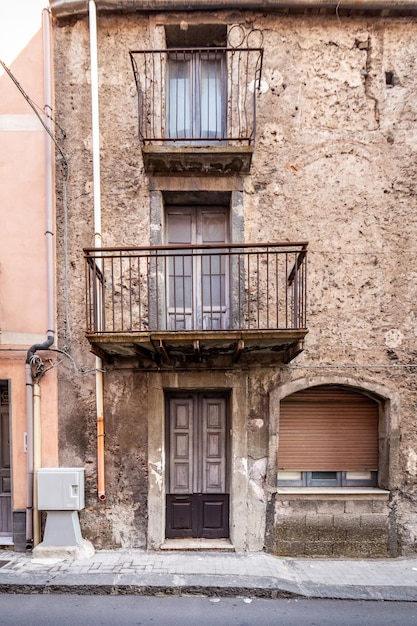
(53, 10, 417, 554)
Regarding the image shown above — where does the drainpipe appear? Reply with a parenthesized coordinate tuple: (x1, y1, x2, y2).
(25, 8, 56, 547)
(89, 0, 106, 501)
(25, 364, 34, 546)
(26, 339, 54, 547)
(32, 381, 42, 546)
(43, 8, 55, 343)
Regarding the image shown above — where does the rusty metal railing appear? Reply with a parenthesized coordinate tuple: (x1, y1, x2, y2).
(129, 47, 263, 145)
(84, 243, 307, 334)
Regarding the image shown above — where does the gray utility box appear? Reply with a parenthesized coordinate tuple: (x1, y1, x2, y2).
(37, 468, 85, 511)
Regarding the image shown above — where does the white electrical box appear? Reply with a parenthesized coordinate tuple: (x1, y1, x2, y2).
(37, 468, 85, 511)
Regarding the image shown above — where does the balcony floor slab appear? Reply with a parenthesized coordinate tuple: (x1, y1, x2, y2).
(86, 329, 307, 367)
(142, 145, 253, 175)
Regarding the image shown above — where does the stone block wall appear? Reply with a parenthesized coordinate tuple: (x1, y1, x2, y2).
(267, 496, 391, 557)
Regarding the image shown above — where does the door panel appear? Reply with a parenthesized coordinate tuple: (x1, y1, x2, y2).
(166, 494, 229, 539)
(200, 210, 229, 330)
(199, 56, 225, 139)
(169, 398, 193, 494)
(202, 397, 226, 493)
(167, 55, 192, 140)
(166, 392, 229, 539)
(166, 212, 193, 330)
(0, 383, 11, 536)
(166, 495, 193, 537)
(201, 495, 229, 538)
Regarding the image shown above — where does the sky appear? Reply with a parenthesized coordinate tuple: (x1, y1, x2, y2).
(0, 0, 47, 73)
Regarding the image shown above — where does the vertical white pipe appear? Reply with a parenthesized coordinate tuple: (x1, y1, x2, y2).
(25, 364, 34, 543)
(32, 383, 42, 546)
(89, 0, 102, 249)
(26, 8, 57, 546)
(42, 8, 56, 339)
(89, 0, 106, 500)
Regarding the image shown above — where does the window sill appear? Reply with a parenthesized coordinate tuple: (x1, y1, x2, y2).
(277, 487, 390, 499)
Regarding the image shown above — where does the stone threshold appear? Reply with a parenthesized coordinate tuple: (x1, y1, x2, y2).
(160, 538, 235, 551)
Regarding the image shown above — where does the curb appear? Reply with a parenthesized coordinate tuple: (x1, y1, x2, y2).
(0, 583, 300, 598)
(0, 575, 417, 601)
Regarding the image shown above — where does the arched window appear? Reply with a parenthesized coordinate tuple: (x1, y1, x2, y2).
(278, 385, 379, 487)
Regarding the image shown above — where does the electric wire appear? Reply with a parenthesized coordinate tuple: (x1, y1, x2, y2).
(0, 59, 67, 169)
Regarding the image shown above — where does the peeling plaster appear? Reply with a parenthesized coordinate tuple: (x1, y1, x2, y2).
(384, 328, 404, 349)
(234, 457, 248, 476)
(107, 504, 138, 548)
(248, 78, 269, 93)
(251, 418, 264, 429)
(149, 461, 163, 490)
(405, 449, 417, 477)
(249, 457, 267, 503)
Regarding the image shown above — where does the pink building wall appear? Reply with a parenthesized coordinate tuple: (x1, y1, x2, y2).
(0, 19, 58, 545)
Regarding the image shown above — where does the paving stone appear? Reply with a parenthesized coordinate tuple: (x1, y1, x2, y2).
(0, 548, 417, 601)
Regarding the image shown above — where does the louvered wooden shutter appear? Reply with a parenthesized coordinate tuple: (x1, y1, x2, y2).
(278, 386, 379, 471)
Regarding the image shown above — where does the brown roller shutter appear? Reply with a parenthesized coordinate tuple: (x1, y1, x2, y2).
(278, 386, 379, 471)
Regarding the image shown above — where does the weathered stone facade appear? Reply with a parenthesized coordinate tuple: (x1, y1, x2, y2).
(51, 2, 417, 556)
(266, 494, 392, 557)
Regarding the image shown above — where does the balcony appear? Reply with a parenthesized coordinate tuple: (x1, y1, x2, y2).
(84, 243, 307, 367)
(129, 46, 263, 175)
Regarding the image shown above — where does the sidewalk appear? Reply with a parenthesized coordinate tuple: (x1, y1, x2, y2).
(0, 548, 417, 601)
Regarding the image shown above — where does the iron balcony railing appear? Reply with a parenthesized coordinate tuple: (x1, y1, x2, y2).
(84, 243, 307, 335)
(129, 47, 263, 145)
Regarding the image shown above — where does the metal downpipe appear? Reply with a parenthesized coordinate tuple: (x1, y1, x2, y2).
(25, 364, 34, 546)
(25, 8, 56, 547)
(43, 7, 56, 340)
(32, 382, 42, 546)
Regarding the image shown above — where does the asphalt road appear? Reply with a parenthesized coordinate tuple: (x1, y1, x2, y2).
(0, 595, 416, 625)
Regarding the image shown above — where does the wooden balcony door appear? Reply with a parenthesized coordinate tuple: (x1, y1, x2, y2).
(165, 206, 230, 331)
(167, 51, 226, 142)
(0, 383, 11, 537)
(166, 392, 229, 539)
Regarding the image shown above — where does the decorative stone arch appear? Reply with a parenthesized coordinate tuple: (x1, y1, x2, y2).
(268, 374, 401, 492)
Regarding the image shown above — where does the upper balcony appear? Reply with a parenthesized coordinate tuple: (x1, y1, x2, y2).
(84, 243, 307, 367)
(129, 46, 263, 175)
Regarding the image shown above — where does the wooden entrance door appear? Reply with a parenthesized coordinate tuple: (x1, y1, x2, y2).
(0, 383, 11, 537)
(166, 392, 229, 539)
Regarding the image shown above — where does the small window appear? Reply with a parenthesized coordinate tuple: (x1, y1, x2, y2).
(165, 24, 227, 49)
(309, 471, 338, 487)
(277, 386, 379, 488)
(278, 470, 378, 487)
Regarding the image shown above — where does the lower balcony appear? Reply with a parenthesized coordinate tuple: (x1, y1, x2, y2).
(84, 243, 307, 367)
